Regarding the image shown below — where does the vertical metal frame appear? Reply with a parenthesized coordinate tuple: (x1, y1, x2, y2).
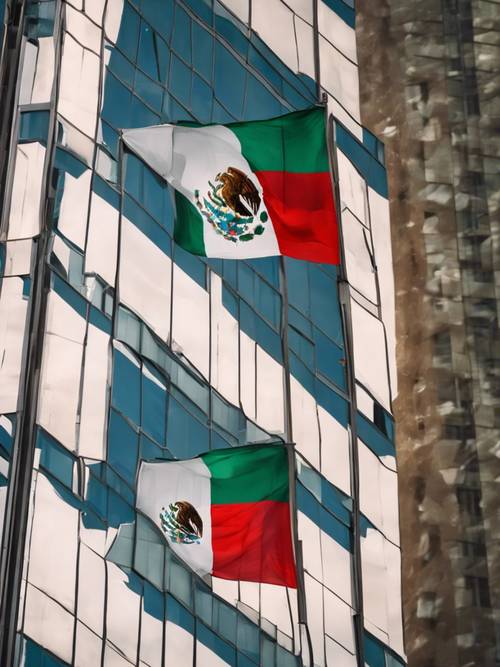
(0, 1, 66, 663)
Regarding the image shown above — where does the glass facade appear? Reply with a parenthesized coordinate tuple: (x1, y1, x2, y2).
(0, 0, 404, 665)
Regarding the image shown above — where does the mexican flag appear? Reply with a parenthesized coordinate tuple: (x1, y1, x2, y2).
(122, 108, 339, 264)
(136, 444, 297, 588)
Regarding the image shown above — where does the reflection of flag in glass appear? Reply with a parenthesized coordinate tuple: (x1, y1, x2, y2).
(123, 108, 339, 264)
(136, 444, 297, 588)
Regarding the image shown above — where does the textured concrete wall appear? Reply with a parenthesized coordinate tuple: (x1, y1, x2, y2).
(355, 1, 500, 665)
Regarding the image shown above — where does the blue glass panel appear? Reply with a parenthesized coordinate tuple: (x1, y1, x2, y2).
(54, 147, 87, 178)
(192, 21, 213, 82)
(237, 614, 260, 663)
(170, 53, 192, 107)
(141, 0, 174, 42)
(240, 301, 282, 363)
(215, 601, 237, 643)
(123, 194, 171, 255)
(215, 3, 249, 57)
(321, 0, 355, 28)
(168, 555, 193, 607)
(167, 594, 194, 632)
(174, 245, 207, 289)
(277, 645, 300, 667)
(24, 638, 69, 667)
(288, 327, 314, 369)
(95, 175, 120, 213)
(238, 652, 257, 667)
(255, 278, 281, 328)
(191, 73, 213, 123)
(315, 379, 349, 425)
(107, 485, 134, 526)
(143, 165, 172, 227)
(135, 70, 163, 111)
(166, 397, 209, 458)
(309, 266, 342, 344)
(184, 0, 213, 24)
(168, 97, 195, 122)
(112, 347, 141, 424)
(244, 74, 282, 119)
(25, 0, 55, 38)
(320, 505, 351, 551)
(247, 257, 279, 288)
(221, 283, 238, 319)
(106, 464, 135, 506)
(214, 43, 246, 118)
(116, 1, 140, 60)
(198, 622, 236, 666)
(288, 306, 313, 339)
(85, 468, 108, 518)
(297, 483, 351, 551)
(52, 273, 87, 318)
(19, 110, 49, 143)
(142, 364, 167, 444)
(138, 20, 160, 79)
(282, 80, 311, 110)
(156, 36, 170, 85)
(144, 581, 165, 621)
(357, 413, 396, 458)
(102, 72, 133, 129)
(130, 94, 161, 126)
(248, 45, 282, 95)
(0, 416, 14, 454)
(211, 99, 236, 123)
(314, 328, 346, 388)
(211, 427, 236, 450)
(285, 259, 309, 315)
(222, 259, 237, 289)
(171, 4, 191, 64)
(124, 152, 143, 201)
(140, 433, 170, 461)
(321, 478, 351, 525)
(290, 351, 315, 395)
(261, 639, 275, 666)
(195, 580, 213, 624)
(38, 429, 74, 489)
(107, 46, 135, 85)
(336, 124, 388, 197)
(362, 128, 377, 156)
(108, 410, 139, 485)
(101, 120, 120, 157)
(364, 631, 386, 667)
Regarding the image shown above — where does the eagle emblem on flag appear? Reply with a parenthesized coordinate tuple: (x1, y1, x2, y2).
(160, 501, 203, 544)
(194, 167, 269, 243)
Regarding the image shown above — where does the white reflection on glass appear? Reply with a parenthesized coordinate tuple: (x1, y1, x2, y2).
(8, 143, 46, 240)
(0, 277, 29, 413)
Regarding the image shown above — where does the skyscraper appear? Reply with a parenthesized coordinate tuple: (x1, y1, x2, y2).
(0, 1, 405, 665)
(357, 0, 500, 665)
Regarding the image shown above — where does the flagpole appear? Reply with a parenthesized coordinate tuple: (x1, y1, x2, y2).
(279, 257, 314, 665)
(324, 98, 366, 667)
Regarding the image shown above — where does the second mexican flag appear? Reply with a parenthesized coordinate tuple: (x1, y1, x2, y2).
(136, 443, 297, 588)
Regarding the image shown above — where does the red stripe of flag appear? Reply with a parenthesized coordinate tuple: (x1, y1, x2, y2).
(256, 171, 339, 264)
(211, 500, 297, 588)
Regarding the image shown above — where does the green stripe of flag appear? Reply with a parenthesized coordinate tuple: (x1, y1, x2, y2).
(202, 444, 289, 505)
(229, 107, 329, 174)
(174, 191, 206, 256)
(180, 108, 329, 174)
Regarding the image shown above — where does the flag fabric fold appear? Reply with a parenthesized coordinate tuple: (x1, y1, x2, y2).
(123, 108, 339, 264)
(136, 443, 297, 588)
